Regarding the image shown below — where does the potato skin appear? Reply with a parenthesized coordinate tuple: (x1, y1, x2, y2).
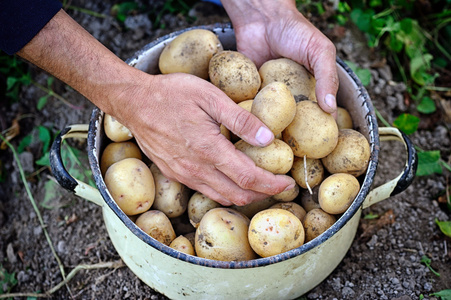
(187, 192, 222, 228)
(150, 163, 190, 218)
(235, 139, 294, 174)
(259, 58, 317, 102)
(302, 208, 336, 242)
(135, 210, 176, 245)
(272, 182, 300, 202)
(169, 235, 196, 256)
(290, 156, 325, 190)
(251, 82, 296, 136)
(158, 29, 223, 79)
(104, 114, 133, 142)
(231, 197, 277, 219)
(321, 129, 371, 177)
(104, 158, 155, 216)
(195, 208, 256, 261)
(209, 51, 261, 103)
(248, 208, 305, 258)
(336, 107, 353, 130)
(270, 202, 307, 221)
(283, 100, 338, 159)
(299, 185, 321, 212)
(318, 173, 360, 215)
(100, 141, 142, 176)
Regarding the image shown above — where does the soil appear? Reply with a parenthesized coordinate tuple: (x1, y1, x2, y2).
(0, 1, 450, 299)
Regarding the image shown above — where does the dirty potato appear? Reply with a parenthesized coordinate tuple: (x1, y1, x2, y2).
(318, 173, 360, 215)
(169, 235, 196, 256)
(100, 141, 142, 176)
(302, 208, 336, 242)
(104, 114, 133, 142)
(158, 29, 223, 79)
(290, 156, 325, 190)
(135, 210, 176, 245)
(187, 192, 222, 228)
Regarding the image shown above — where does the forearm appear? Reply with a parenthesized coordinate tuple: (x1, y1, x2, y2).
(17, 9, 142, 117)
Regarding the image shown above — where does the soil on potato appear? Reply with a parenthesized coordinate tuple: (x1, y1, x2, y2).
(0, 1, 450, 299)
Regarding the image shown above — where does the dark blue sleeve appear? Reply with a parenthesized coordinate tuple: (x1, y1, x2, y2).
(0, 0, 63, 55)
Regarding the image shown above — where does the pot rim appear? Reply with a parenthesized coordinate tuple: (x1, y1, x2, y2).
(87, 24, 380, 269)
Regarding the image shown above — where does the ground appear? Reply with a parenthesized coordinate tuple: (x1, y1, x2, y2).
(0, 1, 450, 299)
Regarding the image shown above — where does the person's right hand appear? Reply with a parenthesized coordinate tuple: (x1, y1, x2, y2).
(112, 71, 296, 206)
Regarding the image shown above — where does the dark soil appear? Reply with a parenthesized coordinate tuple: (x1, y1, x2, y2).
(0, 1, 450, 299)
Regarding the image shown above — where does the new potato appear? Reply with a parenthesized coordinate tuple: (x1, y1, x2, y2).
(291, 156, 325, 190)
(187, 192, 222, 228)
(283, 100, 338, 159)
(248, 208, 305, 258)
(100, 141, 142, 176)
(195, 208, 256, 261)
(150, 163, 190, 218)
(322, 129, 371, 177)
(104, 114, 133, 142)
(158, 29, 223, 79)
(318, 173, 360, 215)
(251, 81, 296, 136)
(135, 210, 176, 245)
(209, 51, 261, 103)
(104, 158, 155, 216)
(303, 208, 336, 242)
(235, 138, 294, 174)
(259, 58, 317, 102)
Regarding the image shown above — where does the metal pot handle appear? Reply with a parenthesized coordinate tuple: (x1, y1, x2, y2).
(362, 127, 418, 209)
(50, 124, 103, 207)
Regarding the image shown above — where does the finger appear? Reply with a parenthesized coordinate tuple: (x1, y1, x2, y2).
(310, 40, 339, 117)
(206, 96, 275, 147)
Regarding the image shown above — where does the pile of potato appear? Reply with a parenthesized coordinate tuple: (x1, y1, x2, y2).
(100, 29, 371, 261)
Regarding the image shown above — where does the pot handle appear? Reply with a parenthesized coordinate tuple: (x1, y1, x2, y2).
(362, 127, 418, 209)
(50, 124, 103, 207)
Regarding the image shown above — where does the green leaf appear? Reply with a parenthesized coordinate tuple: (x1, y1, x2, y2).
(430, 289, 451, 300)
(417, 150, 443, 176)
(38, 126, 52, 153)
(40, 180, 59, 209)
(6, 76, 18, 90)
(0, 265, 17, 293)
(46, 76, 54, 87)
(363, 213, 379, 219)
(420, 255, 441, 276)
(35, 152, 50, 167)
(356, 68, 372, 86)
(393, 113, 420, 135)
(37, 95, 49, 111)
(410, 54, 433, 86)
(435, 219, 451, 238)
(350, 8, 375, 33)
(17, 134, 33, 154)
(417, 97, 436, 114)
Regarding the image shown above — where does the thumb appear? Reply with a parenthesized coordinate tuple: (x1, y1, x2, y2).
(219, 101, 274, 147)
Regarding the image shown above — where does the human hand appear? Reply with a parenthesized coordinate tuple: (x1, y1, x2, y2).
(114, 72, 295, 206)
(222, 0, 339, 116)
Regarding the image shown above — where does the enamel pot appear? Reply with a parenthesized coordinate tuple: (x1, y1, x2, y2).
(50, 24, 417, 299)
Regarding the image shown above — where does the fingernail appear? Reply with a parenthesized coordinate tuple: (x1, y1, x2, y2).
(284, 183, 295, 192)
(325, 94, 337, 111)
(255, 127, 273, 146)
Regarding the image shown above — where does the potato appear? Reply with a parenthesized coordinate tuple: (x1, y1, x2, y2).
(195, 208, 256, 261)
(150, 163, 190, 218)
(238, 99, 253, 112)
(251, 82, 296, 136)
(299, 185, 321, 212)
(290, 156, 325, 190)
(283, 100, 338, 159)
(272, 182, 300, 202)
(321, 129, 371, 177)
(104, 114, 133, 142)
(158, 29, 223, 79)
(235, 139, 294, 174)
(209, 51, 261, 103)
(231, 197, 277, 219)
(187, 192, 222, 228)
(220, 124, 231, 140)
(169, 235, 196, 256)
(318, 173, 360, 215)
(184, 232, 196, 248)
(259, 58, 317, 102)
(270, 202, 306, 221)
(104, 158, 154, 216)
(248, 208, 304, 258)
(336, 107, 353, 129)
(135, 210, 176, 245)
(302, 208, 336, 242)
(100, 141, 142, 176)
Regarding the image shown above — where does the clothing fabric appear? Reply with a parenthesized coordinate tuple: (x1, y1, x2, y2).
(0, 0, 62, 55)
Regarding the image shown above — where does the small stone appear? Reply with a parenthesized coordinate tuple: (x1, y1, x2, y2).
(6, 243, 17, 264)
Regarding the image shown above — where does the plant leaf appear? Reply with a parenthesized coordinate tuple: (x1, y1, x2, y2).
(393, 113, 420, 135)
(417, 96, 436, 114)
(435, 219, 451, 238)
(35, 152, 50, 167)
(6, 76, 18, 90)
(356, 68, 372, 86)
(17, 134, 33, 154)
(410, 54, 433, 86)
(37, 95, 49, 111)
(430, 289, 451, 300)
(417, 150, 443, 176)
(37, 126, 51, 153)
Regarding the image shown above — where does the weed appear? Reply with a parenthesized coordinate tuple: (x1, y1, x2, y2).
(0, 265, 17, 294)
(420, 255, 441, 277)
(430, 289, 451, 300)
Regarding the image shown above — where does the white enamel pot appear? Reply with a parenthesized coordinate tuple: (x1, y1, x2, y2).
(50, 24, 417, 299)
